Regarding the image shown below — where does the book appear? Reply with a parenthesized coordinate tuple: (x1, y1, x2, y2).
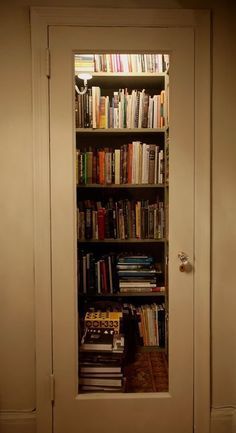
(116, 264, 152, 270)
(114, 149, 121, 184)
(80, 385, 124, 393)
(80, 365, 122, 374)
(97, 208, 105, 240)
(105, 151, 112, 184)
(79, 351, 125, 365)
(99, 96, 107, 128)
(148, 144, 156, 184)
(80, 377, 123, 387)
(85, 208, 92, 239)
(119, 281, 158, 287)
(119, 287, 165, 293)
(117, 270, 157, 276)
(98, 150, 105, 184)
(84, 311, 122, 333)
(86, 151, 93, 184)
(80, 328, 114, 352)
(80, 372, 123, 378)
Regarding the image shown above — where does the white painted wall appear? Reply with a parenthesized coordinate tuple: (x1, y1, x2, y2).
(0, 0, 236, 430)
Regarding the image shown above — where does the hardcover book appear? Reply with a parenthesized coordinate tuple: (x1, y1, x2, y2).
(80, 328, 114, 352)
(80, 377, 123, 387)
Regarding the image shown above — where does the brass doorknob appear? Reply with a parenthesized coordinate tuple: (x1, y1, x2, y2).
(178, 252, 192, 273)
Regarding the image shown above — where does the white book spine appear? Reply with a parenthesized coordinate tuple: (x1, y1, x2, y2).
(143, 144, 149, 184)
(141, 143, 146, 184)
(131, 142, 136, 184)
(138, 90, 144, 128)
(135, 141, 140, 184)
(158, 150, 164, 184)
(148, 96, 153, 128)
(126, 95, 131, 128)
(105, 96, 109, 129)
(153, 95, 157, 128)
(157, 54, 163, 73)
(92, 87, 97, 128)
(154, 145, 158, 184)
(131, 91, 136, 129)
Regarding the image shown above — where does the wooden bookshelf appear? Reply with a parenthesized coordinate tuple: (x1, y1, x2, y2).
(76, 56, 169, 392)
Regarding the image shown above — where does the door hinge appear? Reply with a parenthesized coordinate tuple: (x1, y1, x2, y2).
(45, 48, 51, 79)
(50, 373, 55, 404)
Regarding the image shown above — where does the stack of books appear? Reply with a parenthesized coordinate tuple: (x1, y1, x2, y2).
(116, 254, 165, 294)
(79, 327, 125, 393)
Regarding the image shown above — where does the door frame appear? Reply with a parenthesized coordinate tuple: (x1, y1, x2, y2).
(30, 7, 211, 433)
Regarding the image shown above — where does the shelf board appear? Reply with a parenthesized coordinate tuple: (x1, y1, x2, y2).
(78, 292, 165, 298)
(76, 127, 167, 134)
(78, 238, 166, 243)
(75, 71, 167, 78)
(75, 71, 167, 90)
(77, 183, 166, 189)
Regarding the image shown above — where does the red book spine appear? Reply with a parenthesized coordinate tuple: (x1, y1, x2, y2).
(98, 208, 105, 240)
(100, 259, 108, 293)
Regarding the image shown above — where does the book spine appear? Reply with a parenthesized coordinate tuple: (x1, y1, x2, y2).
(148, 144, 156, 184)
(114, 149, 121, 184)
(105, 151, 112, 184)
(86, 151, 93, 184)
(98, 150, 105, 184)
(97, 208, 105, 240)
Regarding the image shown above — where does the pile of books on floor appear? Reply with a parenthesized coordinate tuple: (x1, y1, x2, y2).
(79, 327, 126, 393)
(116, 254, 165, 294)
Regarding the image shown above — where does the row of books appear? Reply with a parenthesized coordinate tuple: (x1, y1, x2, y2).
(76, 143, 164, 185)
(77, 199, 165, 240)
(79, 252, 164, 295)
(75, 53, 169, 74)
(79, 327, 125, 393)
(79, 252, 116, 295)
(128, 303, 166, 347)
(75, 87, 167, 129)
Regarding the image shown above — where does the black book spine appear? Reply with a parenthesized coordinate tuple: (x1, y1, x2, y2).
(85, 208, 92, 239)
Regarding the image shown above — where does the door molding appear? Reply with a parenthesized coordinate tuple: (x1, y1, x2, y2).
(30, 8, 211, 433)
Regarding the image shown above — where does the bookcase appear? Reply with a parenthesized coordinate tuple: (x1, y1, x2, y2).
(75, 53, 169, 393)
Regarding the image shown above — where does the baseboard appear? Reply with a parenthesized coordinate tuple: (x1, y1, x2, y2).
(0, 411, 36, 433)
(1, 407, 236, 433)
(211, 407, 236, 433)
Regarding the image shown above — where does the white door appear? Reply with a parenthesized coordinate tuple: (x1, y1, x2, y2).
(49, 25, 194, 433)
